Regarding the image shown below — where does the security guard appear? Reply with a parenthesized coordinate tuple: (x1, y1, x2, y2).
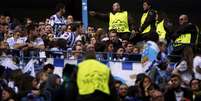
(65, 51, 119, 101)
(171, 14, 198, 56)
(131, 0, 157, 44)
(155, 11, 173, 43)
(90, 2, 134, 40)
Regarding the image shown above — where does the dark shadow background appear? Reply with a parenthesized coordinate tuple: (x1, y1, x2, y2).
(0, 0, 200, 28)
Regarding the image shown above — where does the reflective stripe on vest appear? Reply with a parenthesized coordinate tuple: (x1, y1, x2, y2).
(77, 59, 110, 95)
(109, 11, 130, 33)
(141, 11, 151, 34)
(174, 33, 191, 47)
(156, 20, 166, 40)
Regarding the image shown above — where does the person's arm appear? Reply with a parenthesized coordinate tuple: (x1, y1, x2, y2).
(33, 44, 45, 50)
(14, 43, 28, 49)
(140, 10, 156, 33)
(89, 11, 109, 21)
(172, 24, 197, 42)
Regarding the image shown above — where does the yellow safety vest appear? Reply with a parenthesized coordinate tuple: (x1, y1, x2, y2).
(141, 11, 151, 34)
(77, 59, 110, 95)
(174, 33, 191, 47)
(109, 11, 130, 33)
(156, 20, 166, 40)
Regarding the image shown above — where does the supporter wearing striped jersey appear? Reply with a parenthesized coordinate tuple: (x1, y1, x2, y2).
(49, 3, 66, 37)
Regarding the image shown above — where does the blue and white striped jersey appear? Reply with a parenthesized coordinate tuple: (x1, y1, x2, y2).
(60, 32, 76, 48)
(49, 14, 66, 36)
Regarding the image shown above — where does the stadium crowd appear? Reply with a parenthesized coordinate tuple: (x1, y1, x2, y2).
(0, 0, 201, 101)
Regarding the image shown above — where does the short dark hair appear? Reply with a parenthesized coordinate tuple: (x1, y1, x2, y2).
(189, 78, 200, 87)
(170, 74, 181, 80)
(84, 50, 96, 60)
(143, 0, 152, 6)
(71, 22, 83, 32)
(63, 63, 77, 77)
(43, 64, 55, 71)
(56, 3, 66, 12)
(109, 29, 118, 34)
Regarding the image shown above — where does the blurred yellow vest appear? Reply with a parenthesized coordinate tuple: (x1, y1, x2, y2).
(109, 11, 130, 33)
(77, 59, 110, 95)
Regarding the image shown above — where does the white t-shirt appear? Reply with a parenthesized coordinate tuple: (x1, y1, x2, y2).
(7, 37, 16, 49)
(174, 91, 184, 101)
(16, 36, 27, 45)
(176, 60, 192, 84)
(193, 56, 201, 80)
(32, 37, 44, 46)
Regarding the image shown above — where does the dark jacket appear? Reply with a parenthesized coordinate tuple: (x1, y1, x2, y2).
(164, 87, 193, 101)
(172, 23, 198, 45)
(140, 9, 156, 34)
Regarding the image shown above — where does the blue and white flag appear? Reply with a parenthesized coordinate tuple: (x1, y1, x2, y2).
(22, 59, 37, 77)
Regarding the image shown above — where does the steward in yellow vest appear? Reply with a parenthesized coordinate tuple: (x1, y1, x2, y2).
(65, 51, 119, 101)
(89, 2, 134, 40)
(131, 0, 158, 44)
(109, 11, 130, 33)
(171, 14, 198, 56)
(156, 11, 174, 43)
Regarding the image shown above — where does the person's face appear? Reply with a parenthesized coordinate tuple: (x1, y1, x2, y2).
(109, 32, 117, 42)
(170, 76, 181, 89)
(90, 37, 96, 45)
(14, 32, 20, 39)
(0, 16, 6, 24)
(115, 83, 121, 91)
(127, 44, 134, 53)
(159, 44, 166, 52)
(108, 44, 114, 52)
(133, 47, 139, 54)
(5, 16, 10, 24)
(143, 77, 151, 88)
(76, 41, 83, 47)
(143, 2, 150, 11)
(87, 27, 94, 34)
(41, 73, 48, 81)
(76, 45, 83, 52)
(117, 48, 124, 56)
(61, 25, 66, 32)
(77, 25, 83, 34)
(112, 2, 120, 12)
(2, 90, 11, 100)
(32, 79, 38, 87)
(191, 80, 200, 91)
(45, 25, 52, 34)
(45, 19, 50, 25)
(67, 15, 73, 24)
(47, 68, 54, 74)
(67, 25, 72, 32)
(3, 25, 9, 33)
(118, 84, 128, 97)
(75, 45, 83, 56)
(87, 44, 95, 51)
(179, 15, 188, 25)
(122, 40, 128, 48)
